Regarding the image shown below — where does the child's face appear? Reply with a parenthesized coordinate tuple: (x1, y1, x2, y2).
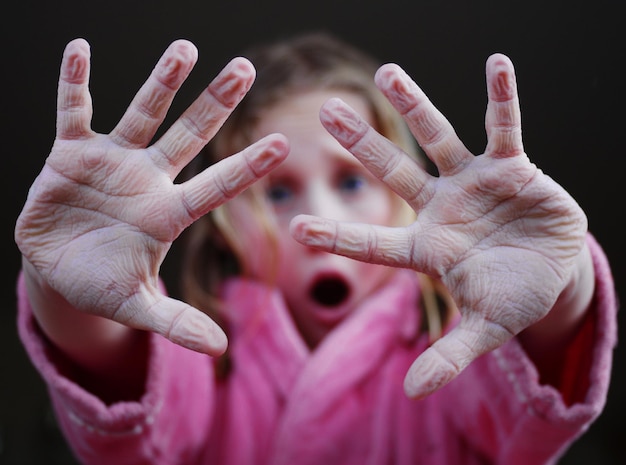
(246, 89, 400, 348)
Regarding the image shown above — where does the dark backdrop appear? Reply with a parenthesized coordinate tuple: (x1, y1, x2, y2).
(2, 1, 624, 463)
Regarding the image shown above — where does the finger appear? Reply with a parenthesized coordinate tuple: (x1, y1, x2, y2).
(119, 293, 228, 356)
(484, 54, 524, 158)
(151, 56, 256, 178)
(110, 40, 198, 149)
(290, 215, 416, 269)
(320, 98, 432, 209)
(374, 63, 474, 175)
(56, 39, 93, 140)
(180, 133, 289, 221)
(403, 315, 515, 399)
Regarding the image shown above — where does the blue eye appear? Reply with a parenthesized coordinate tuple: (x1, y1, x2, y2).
(267, 184, 293, 204)
(339, 174, 365, 193)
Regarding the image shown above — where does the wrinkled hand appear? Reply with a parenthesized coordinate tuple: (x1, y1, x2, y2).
(290, 54, 587, 398)
(15, 39, 288, 356)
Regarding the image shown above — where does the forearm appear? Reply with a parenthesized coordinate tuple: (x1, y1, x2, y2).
(517, 241, 595, 387)
(22, 257, 148, 402)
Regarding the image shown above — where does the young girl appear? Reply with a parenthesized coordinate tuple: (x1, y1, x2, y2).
(15, 32, 616, 464)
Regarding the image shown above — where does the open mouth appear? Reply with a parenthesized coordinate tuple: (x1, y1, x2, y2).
(309, 276, 351, 307)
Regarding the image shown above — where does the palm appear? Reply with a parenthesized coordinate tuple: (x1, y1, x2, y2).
(15, 39, 287, 355)
(19, 135, 184, 318)
(291, 54, 587, 398)
(409, 148, 584, 331)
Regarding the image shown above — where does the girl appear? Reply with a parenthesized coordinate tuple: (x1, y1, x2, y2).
(15, 32, 616, 464)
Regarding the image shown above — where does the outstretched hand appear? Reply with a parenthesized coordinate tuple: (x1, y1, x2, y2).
(290, 54, 588, 399)
(15, 39, 288, 356)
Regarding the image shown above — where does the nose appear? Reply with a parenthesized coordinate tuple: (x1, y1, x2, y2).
(306, 183, 347, 221)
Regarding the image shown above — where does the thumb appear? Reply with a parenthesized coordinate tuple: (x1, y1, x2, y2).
(404, 316, 514, 399)
(119, 293, 228, 356)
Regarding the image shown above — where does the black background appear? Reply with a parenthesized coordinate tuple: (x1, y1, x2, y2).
(1, 0, 624, 463)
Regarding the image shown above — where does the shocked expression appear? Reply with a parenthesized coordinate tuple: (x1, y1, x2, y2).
(250, 90, 400, 348)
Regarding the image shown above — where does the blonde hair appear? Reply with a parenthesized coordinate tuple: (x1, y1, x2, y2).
(181, 32, 455, 358)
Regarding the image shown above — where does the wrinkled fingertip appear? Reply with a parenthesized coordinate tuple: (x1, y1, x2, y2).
(403, 348, 460, 400)
(229, 55, 255, 72)
(167, 39, 199, 60)
(374, 62, 403, 84)
(208, 56, 258, 108)
(403, 367, 433, 400)
(403, 368, 449, 401)
(289, 215, 332, 248)
(486, 53, 515, 73)
(168, 308, 229, 357)
(289, 214, 310, 237)
(65, 38, 90, 52)
(255, 133, 290, 167)
(202, 321, 229, 357)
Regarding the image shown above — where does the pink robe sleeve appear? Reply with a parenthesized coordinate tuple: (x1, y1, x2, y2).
(16, 274, 217, 465)
(442, 233, 618, 464)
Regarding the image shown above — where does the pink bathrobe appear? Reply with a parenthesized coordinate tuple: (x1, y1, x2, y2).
(17, 234, 617, 465)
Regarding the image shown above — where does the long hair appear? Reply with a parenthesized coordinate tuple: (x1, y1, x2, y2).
(180, 32, 455, 368)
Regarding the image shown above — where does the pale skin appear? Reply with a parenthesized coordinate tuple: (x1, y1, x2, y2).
(15, 38, 594, 400)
